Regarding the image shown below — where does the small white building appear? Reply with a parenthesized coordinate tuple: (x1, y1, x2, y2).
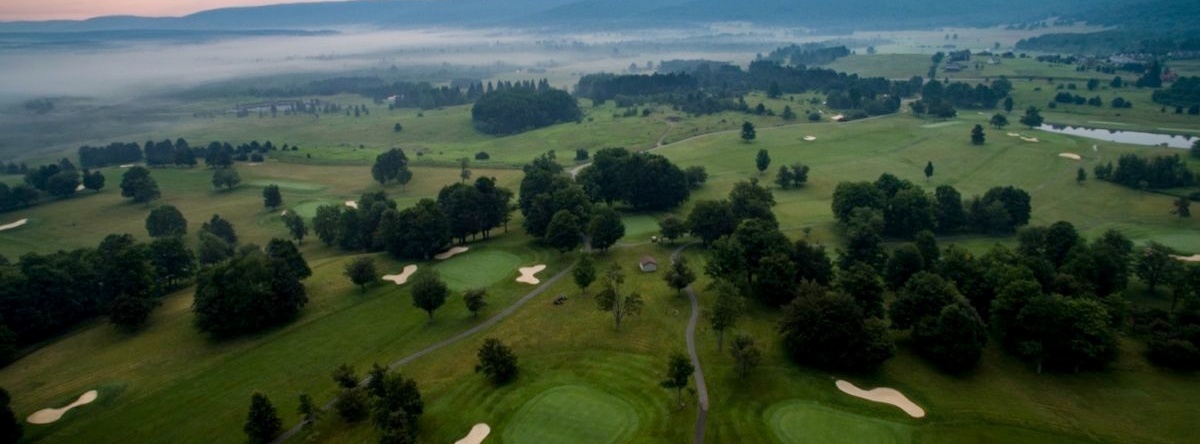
(639, 256, 658, 273)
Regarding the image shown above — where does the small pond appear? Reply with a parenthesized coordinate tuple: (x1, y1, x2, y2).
(1038, 124, 1195, 149)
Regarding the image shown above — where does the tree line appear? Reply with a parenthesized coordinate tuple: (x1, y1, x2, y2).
(471, 81, 581, 135)
(1093, 153, 1196, 190)
(0, 158, 105, 213)
(763, 44, 851, 67)
(79, 138, 297, 169)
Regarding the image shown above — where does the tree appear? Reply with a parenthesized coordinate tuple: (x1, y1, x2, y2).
(596, 263, 643, 330)
(82, 169, 105, 192)
(884, 244, 926, 290)
(1010, 295, 1117, 373)
(729, 334, 762, 379)
(1076, 167, 1087, 185)
(334, 386, 369, 423)
(755, 149, 770, 174)
(120, 166, 160, 204)
(1003, 96, 1014, 113)
(372, 148, 412, 186)
(687, 200, 736, 245)
(459, 157, 471, 184)
(149, 236, 196, 288)
(192, 247, 308, 337)
(244, 392, 282, 444)
(779, 290, 894, 372)
(344, 256, 377, 293)
(567, 252, 596, 296)
(0, 388, 21, 444)
(889, 272, 961, 330)
(331, 364, 359, 389)
(664, 256, 697, 297)
(989, 113, 1009, 129)
(1173, 196, 1191, 218)
(588, 207, 625, 252)
(659, 352, 694, 407)
(782, 105, 796, 120)
(1137, 242, 1181, 295)
(211, 167, 240, 190)
(708, 281, 744, 350)
(475, 338, 518, 385)
(1019, 106, 1044, 128)
(684, 166, 708, 189)
(283, 212, 307, 243)
(741, 121, 756, 142)
(970, 124, 985, 145)
(371, 370, 424, 443)
(45, 170, 80, 198)
(313, 204, 342, 246)
(411, 269, 448, 321)
(197, 231, 234, 266)
(262, 184, 283, 209)
(463, 289, 487, 317)
(775, 166, 794, 190)
(659, 215, 687, 244)
(297, 393, 320, 430)
(836, 263, 885, 317)
(201, 214, 238, 245)
(924, 161, 934, 181)
(145, 205, 187, 238)
(393, 122, 403, 133)
(545, 210, 583, 253)
(912, 301, 988, 372)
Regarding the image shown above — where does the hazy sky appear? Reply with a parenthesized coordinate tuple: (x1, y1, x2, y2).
(0, 0, 347, 21)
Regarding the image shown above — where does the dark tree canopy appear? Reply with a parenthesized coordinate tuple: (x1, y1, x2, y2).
(145, 205, 187, 238)
(371, 148, 412, 186)
(201, 214, 238, 245)
(475, 337, 519, 385)
(576, 148, 691, 211)
(120, 166, 160, 204)
(410, 269, 448, 320)
(244, 392, 282, 444)
(587, 207, 625, 252)
(262, 184, 283, 209)
(471, 84, 581, 135)
(779, 289, 894, 373)
(192, 247, 308, 337)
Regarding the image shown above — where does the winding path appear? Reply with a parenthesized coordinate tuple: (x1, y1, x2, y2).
(672, 243, 709, 444)
(272, 262, 576, 444)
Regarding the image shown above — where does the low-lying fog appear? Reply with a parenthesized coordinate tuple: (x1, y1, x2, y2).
(0, 26, 798, 102)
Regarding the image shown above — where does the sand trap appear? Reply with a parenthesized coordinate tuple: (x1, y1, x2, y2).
(835, 380, 924, 418)
(516, 264, 547, 285)
(1007, 132, 1021, 137)
(344, 201, 359, 209)
(803, 136, 817, 141)
(455, 423, 491, 444)
(119, 164, 134, 168)
(1020, 136, 1040, 143)
(245, 163, 262, 166)
(280, 210, 288, 216)
(0, 219, 28, 232)
(831, 114, 845, 121)
(1171, 254, 1200, 262)
(1058, 153, 1082, 160)
(27, 390, 98, 424)
(382, 265, 418, 285)
(435, 246, 469, 260)
(75, 184, 85, 191)
(1092, 144, 1098, 152)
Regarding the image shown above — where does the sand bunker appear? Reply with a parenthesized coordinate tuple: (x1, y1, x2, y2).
(831, 114, 845, 121)
(1171, 254, 1200, 262)
(1020, 137, 1040, 143)
(1058, 153, 1082, 160)
(435, 246, 469, 260)
(280, 210, 288, 216)
(27, 390, 98, 424)
(119, 164, 135, 168)
(1007, 132, 1021, 137)
(0, 219, 28, 232)
(344, 201, 359, 209)
(75, 184, 85, 191)
(835, 380, 925, 418)
(455, 423, 491, 444)
(516, 264, 547, 285)
(803, 136, 817, 141)
(382, 265, 419, 285)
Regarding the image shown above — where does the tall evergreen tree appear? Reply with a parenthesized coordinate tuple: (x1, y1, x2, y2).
(244, 392, 282, 444)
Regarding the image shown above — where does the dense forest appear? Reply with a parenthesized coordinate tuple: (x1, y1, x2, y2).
(763, 44, 851, 66)
(1152, 77, 1200, 107)
(471, 81, 581, 135)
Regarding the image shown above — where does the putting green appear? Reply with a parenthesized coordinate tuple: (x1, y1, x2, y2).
(766, 400, 912, 444)
(621, 215, 660, 238)
(245, 179, 327, 192)
(289, 200, 340, 219)
(430, 248, 523, 291)
(502, 385, 639, 444)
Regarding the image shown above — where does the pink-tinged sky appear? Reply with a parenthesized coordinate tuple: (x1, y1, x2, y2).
(1, 0, 348, 21)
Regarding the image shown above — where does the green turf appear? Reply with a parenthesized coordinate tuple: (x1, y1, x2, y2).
(502, 385, 639, 444)
(430, 247, 525, 291)
(766, 400, 911, 444)
(620, 214, 660, 238)
(244, 179, 327, 192)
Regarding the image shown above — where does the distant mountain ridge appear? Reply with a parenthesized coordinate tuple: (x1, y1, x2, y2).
(0, 0, 1152, 33)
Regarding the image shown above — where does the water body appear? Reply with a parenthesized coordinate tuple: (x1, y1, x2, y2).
(1039, 124, 1195, 149)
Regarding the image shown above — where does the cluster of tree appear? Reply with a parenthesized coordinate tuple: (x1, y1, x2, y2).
(832, 175, 1032, 240)
(685, 179, 780, 245)
(77, 142, 143, 168)
(774, 164, 810, 189)
(313, 192, 439, 259)
(1054, 92, 1105, 107)
(471, 81, 581, 135)
(763, 44, 851, 67)
(1153, 76, 1200, 108)
(0, 182, 40, 213)
(576, 148, 691, 211)
(518, 154, 592, 242)
(912, 78, 1009, 116)
(325, 363, 424, 443)
(0, 387, 20, 442)
(15, 159, 105, 203)
(192, 240, 310, 337)
(235, 76, 477, 110)
(370, 148, 413, 187)
(575, 73, 699, 105)
(1093, 153, 1196, 190)
(437, 177, 514, 244)
(0, 232, 195, 363)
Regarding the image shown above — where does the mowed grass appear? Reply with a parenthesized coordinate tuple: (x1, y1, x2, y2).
(430, 247, 525, 291)
(0, 230, 563, 443)
(0, 162, 523, 259)
(767, 401, 911, 444)
(503, 384, 639, 444)
(656, 112, 1200, 252)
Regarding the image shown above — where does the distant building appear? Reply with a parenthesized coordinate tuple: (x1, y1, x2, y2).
(639, 256, 658, 272)
(944, 62, 967, 72)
